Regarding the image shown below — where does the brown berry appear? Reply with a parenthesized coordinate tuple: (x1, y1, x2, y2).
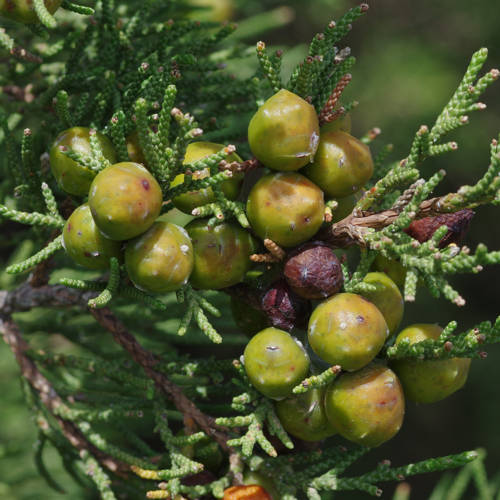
(404, 209, 474, 248)
(261, 280, 311, 331)
(284, 242, 344, 300)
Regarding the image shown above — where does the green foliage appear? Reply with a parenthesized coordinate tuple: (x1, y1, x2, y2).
(1, 1, 500, 499)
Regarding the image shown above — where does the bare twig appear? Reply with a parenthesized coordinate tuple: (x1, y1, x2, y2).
(0, 315, 128, 474)
(0, 282, 233, 454)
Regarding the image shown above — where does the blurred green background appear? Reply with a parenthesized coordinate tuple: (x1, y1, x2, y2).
(1, 0, 500, 498)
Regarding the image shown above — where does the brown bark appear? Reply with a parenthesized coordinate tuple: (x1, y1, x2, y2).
(0, 315, 128, 474)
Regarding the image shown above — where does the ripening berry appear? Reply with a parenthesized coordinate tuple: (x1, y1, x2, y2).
(275, 387, 337, 441)
(49, 127, 117, 196)
(248, 89, 320, 171)
(320, 113, 352, 134)
(242, 471, 279, 499)
(284, 242, 344, 300)
(62, 204, 122, 270)
(404, 209, 474, 248)
(223, 485, 272, 500)
(391, 324, 471, 403)
(188, 0, 234, 22)
(125, 131, 146, 165)
(243, 327, 310, 399)
(186, 219, 257, 289)
(308, 293, 388, 371)
(171, 142, 243, 214)
(373, 254, 407, 288)
(324, 363, 405, 447)
(230, 296, 270, 337)
(0, 0, 61, 23)
(246, 172, 325, 248)
(88, 162, 163, 241)
(125, 222, 194, 294)
(329, 190, 363, 223)
(303, 131, 374, 198)
(360, 272, 404, 335)
(261, 279, 311, 332)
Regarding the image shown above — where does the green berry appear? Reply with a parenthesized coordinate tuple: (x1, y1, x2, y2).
(171, 142, 243, 215)
(248, 89, 320, 171)
(125, 131, 146, 165)
(391, 324, 471, 404)
(308, 293, 388, 371)
(360, 272, 404, 335)
(0, 0, 61, 23)
(320, 113, 352, 134)
(242, 470, 279, 499)
(49, 127, 117, 197)
(373, 254, 407, 288)
(62, 204, 122, 270)
(187, 0, 234, 22)
(324, 363, 405, 447)
(88, 162, 163, 241)
(275, 387, 337, 441)
(330, 190, 363, 223)
(303, 131, 373, 198)
(230, 296, 270, 337)
(125, 222, 193, 294)
(186, 219, 257, 289)
(246, 172, 325, 248)
(243, 327, 310, 399)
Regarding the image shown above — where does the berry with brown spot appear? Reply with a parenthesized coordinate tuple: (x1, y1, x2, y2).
(308, 292, 388, 370)
(324, 363, 405, 447)
(88, 162, 162, 241)
(246, 172, 325, 248)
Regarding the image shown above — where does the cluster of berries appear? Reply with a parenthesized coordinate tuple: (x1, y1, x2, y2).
(50, 87, 471, 464)
(0, 0, 61, 24)
(235, 90, 471, 452)
(52, 128, 256, 295)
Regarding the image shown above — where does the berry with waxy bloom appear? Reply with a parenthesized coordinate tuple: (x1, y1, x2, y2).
(125, 222, 194, 294)
(275, 387, 337, 441)
(324, 363, 405, 447)
(62, 204, 122, 270)
(243, 327, 310, 399)
(248, 89, 320, 171)
(246, 172, 325, 248)
(391, 324, 471, 403)
(186, 219, 257, 289)
(308, 292, 388, 370)
(88, 162, 163, 241)
(172, 142, 244, 214)
(50, 127, 117, 196)
(360, 272, 404, 335)
(303, 130, 373, 198)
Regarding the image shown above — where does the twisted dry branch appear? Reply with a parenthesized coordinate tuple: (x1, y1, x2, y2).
(0, 314, 129, 475)
(0, 283, 234, 456)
